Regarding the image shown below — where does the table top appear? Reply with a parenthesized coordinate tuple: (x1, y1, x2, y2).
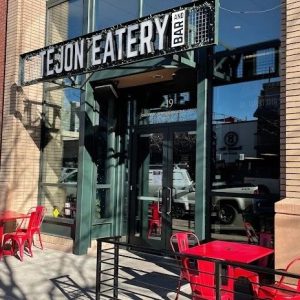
(0, 210, 28, 222)
(183, 240, 274, 264)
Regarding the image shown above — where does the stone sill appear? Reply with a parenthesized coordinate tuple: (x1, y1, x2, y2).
(44, 216, 75, 225)
(275, 198, 300, 215)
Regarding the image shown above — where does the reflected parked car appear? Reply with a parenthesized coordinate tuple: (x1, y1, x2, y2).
(211, 183, 260, 225)
(60, 167, 271, 224)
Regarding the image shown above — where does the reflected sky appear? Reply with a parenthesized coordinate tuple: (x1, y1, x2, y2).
(218, 0, 280, 49)
(64, 0, 282, 122)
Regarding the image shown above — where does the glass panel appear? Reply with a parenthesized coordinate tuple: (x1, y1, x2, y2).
(41, 0, 84, 218)
(94, 99, 112, 221)
(143, 0, 191, 16)
(42, 84, 81, 218)
(47, 0, 84, 45)
(211, 79, 280, 242)
(137, 92, 196, 125)
(218, 0, 280, 49)
(95, 188, 110, 220)
(136, 133, 163, 240)
(172, 131, 196, 232)
(94, 0, 139, 30)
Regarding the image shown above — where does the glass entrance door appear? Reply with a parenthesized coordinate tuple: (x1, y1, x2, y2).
(129, 123, 196, 251)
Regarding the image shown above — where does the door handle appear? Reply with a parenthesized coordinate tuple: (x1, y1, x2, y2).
(158, 188, 162, 214)
(166, 187, 172, 215)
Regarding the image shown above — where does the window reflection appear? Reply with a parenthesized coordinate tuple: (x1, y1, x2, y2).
(94, 0, 139, 30)
(42, 84, 81, 218)
(218, 0, 280, 49)
(211, 79, 280, 241)
(47, 0, 83, 45)
(142, 0, 191, 16)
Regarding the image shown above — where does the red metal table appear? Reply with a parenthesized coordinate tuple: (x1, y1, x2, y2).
(0, 210, 28, 258)
(183, 240, 274, 263)
(183, 240, 274, 297)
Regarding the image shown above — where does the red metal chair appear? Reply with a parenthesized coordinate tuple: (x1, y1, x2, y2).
(170, 232, 200, 300)
(189, 259, 233, 300)
(233, 267, 260, 298)
(3, 206, 46, 261)
(147, 202, 161, 238)
(244, 221, 273, 267)
(244, 222, 259, 245)
(189, 262, 259, 300)
(18, 206, 46, 249)
(3, 211, 37, 261)
(259, 257, 300, 299)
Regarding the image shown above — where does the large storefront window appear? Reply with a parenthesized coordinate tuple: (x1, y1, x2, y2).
(94, 0, 139, 30)
(211, 79, 280, 240)
(41, 84, 81, 219)
(41, 0, 84, 218)
(211, 0, 281, 241)
(142, 0, 191, 16)
(94, 0, 192, 30)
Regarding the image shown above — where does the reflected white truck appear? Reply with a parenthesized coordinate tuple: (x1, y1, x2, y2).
(149, 167, 259, 224)
(61, 167, 261, 224)
(148, 167, 196, 218)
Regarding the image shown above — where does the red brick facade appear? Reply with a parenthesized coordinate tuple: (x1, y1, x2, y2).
(0, 0, 8, 161)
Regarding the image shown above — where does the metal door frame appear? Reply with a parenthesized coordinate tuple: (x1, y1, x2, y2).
(128, 121, 196, 251)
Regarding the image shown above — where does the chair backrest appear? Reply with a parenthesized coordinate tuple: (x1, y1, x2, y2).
(233, 268, 259, 297)
(278, 257, 300, 292)
(32, 206, 46, 230)
(170, 232, 200, 253)
(192, 259, 234, 298)
(22, 211, 38, 232)
(244, 222, 259, 245)
(15, 206, 46, 234)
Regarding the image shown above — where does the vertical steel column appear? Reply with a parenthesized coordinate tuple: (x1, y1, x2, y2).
(195, 47, 213, 241)
(214, 261, 222, 300)
(113, 237, 120, 299)
(96, 239, 102, 300)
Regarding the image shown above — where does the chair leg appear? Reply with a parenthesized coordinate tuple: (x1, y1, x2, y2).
(24, 236, 33, 257)
(147, 223, 153, 238)
(175, 275, 182, 300)
(14, 239, 24, 262)
(38, 232, 43, 249)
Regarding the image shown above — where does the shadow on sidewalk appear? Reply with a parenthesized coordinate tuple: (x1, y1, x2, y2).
(50, 275, 95, 299)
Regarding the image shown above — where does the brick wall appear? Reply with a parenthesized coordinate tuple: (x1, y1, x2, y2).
(0, 0, 46, 211)
(0, 0, 8, 178)
(283, 0, 300, 197)
(275, 0, 300, 271)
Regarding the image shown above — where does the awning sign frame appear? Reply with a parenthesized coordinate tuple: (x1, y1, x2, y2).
(20, 0, 218, 86)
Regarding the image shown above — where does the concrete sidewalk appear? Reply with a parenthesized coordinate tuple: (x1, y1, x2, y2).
(0, 248, 97, 300)
(0, 247, 190, 300)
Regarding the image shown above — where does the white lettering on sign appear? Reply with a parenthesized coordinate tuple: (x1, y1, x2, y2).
(171, 10, 186, 48)
(39, 9, 195, 78)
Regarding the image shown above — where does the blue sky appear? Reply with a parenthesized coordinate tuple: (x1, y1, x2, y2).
(214, 0, 281, 120)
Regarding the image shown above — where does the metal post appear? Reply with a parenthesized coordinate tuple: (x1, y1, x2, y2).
(96, 239, 102, 300)
(113, 237, 120, 299)
(215, 261, 222, 300)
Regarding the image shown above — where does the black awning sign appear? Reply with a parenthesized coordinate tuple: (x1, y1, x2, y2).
(20, 1, 217, 86)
